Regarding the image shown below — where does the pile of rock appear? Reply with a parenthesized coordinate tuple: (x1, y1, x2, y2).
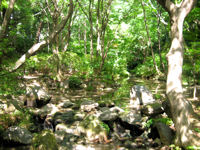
(0, 84, 174, 150)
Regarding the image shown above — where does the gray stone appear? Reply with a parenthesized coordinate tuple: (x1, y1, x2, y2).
(141, 102, 164, 116)
(130, 85, 155, 108)
(99, 106, 124, 121)
(58, 100, 74, 108)
(119, 110, 143, 126)
(155, 122, 174, 145)
(162, 100, 172, 118)
(53, 111, 75, 125)
(3, 126, 33, 144)
(99, 109, 118, 121)
(80, 101, 99, 112)
(25, 82, 51, 107)
(55, 130, 79, 150)
(55, 123, 81, 136)
(35, 103, 59, 118)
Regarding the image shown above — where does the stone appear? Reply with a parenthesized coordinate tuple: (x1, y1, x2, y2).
(80, 100, 99, 112)
(3, 126, 33, 144)
(32, 130, 58, 150)
(25, 81, 51, 107)
(141, 102, 164, 116)
(55, 123, 81, 136)
(119, 110, 143, 126)
(35, 103, 59, 118)
(53, 111, 75, 125)
(130, 85, 155, 108)
(78, 115, 110, 143)
(99, 107, 124, 121)
(58, 100, 74, 108)
(155, 122, 174, 145)
(55, 130, 79, 150)
(162, 100, 172, 118)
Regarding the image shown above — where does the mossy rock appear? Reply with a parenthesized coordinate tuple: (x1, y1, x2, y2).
(79, 115, 110, 142)
(32, 130, 58, 150)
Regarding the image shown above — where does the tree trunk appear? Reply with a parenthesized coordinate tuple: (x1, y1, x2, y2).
(157, 0, 200, 147)
(11, 0, 74, 71)
(34, 21, 43, 44)
(156, 5, 166, 73)
(96, 0, 101, 56)
(84, 20, 87, 54)
(0, 0, 16, 40)
(141, 0, 161, 75)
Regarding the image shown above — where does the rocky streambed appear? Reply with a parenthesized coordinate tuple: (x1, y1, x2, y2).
(0, 76, 183, 150)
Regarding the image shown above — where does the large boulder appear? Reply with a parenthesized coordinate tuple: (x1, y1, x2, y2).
(53, 111, 75, 125)
(55, 123, 81, 136)
(141, 102, 164, 116)
(78, 115, 110, 143)
(3, 126, 33, 144)
(25, 81, 51, 107)
(155, 122, 174, 145)
(99, 106, 124, 121)
(130, 85, 155, 108)
(55, 130, 79, 150)
(32, 130, 58, 150)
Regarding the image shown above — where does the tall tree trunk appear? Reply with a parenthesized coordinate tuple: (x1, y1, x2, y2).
(84, 20, 87, 54)
(0, 0, 16, 40)
(63, 13, 73, 51)
(96, 0, 101, 56)
(34, 21, 43, 44)
(141, 0, 161, 75)
(11, 0, 74, 71)
(157, 0, 200, 147)
(77, 0, 94, 58)
(156, 4, 166, 73)
(88, 0, 94, 58)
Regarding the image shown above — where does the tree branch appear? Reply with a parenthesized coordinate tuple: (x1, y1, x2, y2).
(11, 0, 74, 72)
(77, 0, 89, 19)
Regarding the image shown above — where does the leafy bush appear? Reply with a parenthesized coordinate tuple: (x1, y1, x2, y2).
(145, 117, 173, 128)
(131, 53, 167, 78)
(68, 76, 82, 89)
(0, 71, 25, 96)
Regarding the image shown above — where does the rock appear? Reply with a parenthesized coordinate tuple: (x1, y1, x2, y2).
(34, 103, 59, 118)
(130, 85, 155, 108)
(3, 126, 33, 144)
(58, 100, 74, 108)
(162, 100, 172, 118)
(141, 102, 164, 116)
(55, 123, 81, 136)
(78, 115, 110, 143)
(155, 122, 174, 145)
(25, 81, 51, 107)
(119, 110, 143, 126)
(80, 101, 99, 112)
(53, 111, 75, 125)
(55, 130, 79, 150)
(32, 130, 58, 150)
(99, 107, 124, 121)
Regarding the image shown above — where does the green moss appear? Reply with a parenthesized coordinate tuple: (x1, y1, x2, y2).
(32, 130, 58, 150)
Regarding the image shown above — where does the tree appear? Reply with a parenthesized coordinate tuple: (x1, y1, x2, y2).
(157, 0, 200, 148)
(77, 0, 94, 57)
(0, 0, 16, 40)
(140, 0, 161, 75)
(11, 0, 74, 71)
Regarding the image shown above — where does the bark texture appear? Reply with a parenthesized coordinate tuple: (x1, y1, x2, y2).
(157, 0, 200, 148)
(0, 0, 16, 39)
